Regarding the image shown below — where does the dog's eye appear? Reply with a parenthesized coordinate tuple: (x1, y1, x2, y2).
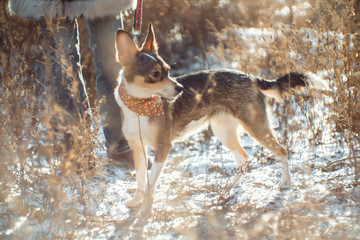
(151, 71, 161, 78)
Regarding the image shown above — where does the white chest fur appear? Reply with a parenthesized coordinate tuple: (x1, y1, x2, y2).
(114, 81, 157, 147)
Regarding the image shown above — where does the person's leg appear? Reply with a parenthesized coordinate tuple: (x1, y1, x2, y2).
(87, 16, 133, 165)
(41, 18, 88, 148)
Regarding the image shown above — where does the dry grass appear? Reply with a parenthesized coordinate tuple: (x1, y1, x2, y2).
(1, 0, 359, 238)
(0, 2, 104, 238)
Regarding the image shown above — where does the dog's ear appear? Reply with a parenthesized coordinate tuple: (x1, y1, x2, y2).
(115, 29, 139, 67)
(141, 24, 158, 53)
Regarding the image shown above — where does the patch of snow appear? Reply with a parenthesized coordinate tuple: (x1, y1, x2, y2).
(275, 6, 290, 17)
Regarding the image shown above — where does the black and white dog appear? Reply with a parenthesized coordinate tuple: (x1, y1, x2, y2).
(114, 24, 328, 216)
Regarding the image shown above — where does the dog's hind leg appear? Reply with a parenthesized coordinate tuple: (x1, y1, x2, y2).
(125, 142, 147, 208)
(139, 142, 172, 217)
(242, 117, 292, 187)
(211, 114, 249, 186)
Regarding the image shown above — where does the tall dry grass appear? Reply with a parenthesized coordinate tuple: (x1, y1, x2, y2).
(0, 2, 103, 238)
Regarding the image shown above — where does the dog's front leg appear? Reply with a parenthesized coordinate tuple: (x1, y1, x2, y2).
(139, 143, 172, 217)
(125, 142, 147, 208)
(279, 154, 292, 187)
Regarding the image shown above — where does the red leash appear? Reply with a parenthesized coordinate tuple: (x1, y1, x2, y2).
(133, 0, 143, 36)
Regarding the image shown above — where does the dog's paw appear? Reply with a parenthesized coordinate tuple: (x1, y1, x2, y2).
(125, 190, 144, 208)
(279, 177, 292, 189)
(225, 166, 249, 189)
(225, 175, 242, 189)
(138, 206, 153, 218)
(138, 194, 154, 218)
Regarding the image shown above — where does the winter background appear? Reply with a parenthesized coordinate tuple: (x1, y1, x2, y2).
(1, 0, 359, 239)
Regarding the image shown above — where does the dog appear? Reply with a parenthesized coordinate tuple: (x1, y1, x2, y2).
(114, 24, 328, 216)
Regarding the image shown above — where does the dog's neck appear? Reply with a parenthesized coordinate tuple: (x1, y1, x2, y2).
(118, 71, 164, 117)
(119, 70, 150, 98)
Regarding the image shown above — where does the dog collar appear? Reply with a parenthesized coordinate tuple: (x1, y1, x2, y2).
(119, 82, 164, 117)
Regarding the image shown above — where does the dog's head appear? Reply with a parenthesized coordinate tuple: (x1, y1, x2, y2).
(115, 24, 183, 98)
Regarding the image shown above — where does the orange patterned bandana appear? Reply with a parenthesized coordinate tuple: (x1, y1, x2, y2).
(118, 82, 164, 117)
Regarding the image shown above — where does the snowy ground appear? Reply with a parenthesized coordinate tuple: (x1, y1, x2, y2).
(86, 95, 360, 239)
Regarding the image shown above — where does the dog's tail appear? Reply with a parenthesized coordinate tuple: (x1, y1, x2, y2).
(256, 72, 329, 102)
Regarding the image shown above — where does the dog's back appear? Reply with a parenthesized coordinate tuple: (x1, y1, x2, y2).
(165, 69, 267, 139)
(165, 69, 327, 142)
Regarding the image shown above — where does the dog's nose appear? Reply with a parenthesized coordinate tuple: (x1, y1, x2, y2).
(175, 85, 184, 93)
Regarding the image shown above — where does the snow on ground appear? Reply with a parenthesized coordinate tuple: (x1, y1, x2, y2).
(86, 92, 360, 239)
